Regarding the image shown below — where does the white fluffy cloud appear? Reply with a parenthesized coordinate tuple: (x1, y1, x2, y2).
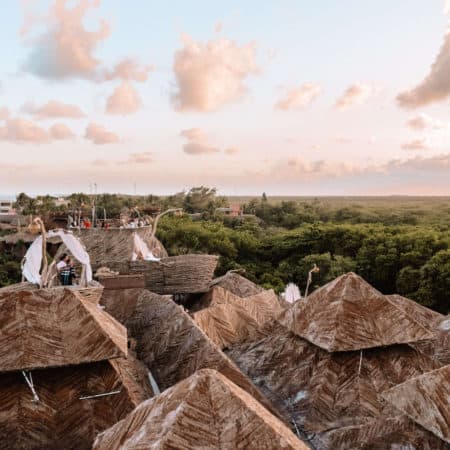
(275, 83, 322, 110)
(22, 0, 110, 80)
(106, 82, 142, 115)
(50, 123, 75, 140)
(22, 100, 85, 119)
(405, 113, 445, 130)
(180, 128, 220, 155)
(0, 118, 50, 143)
(172, 34, 258, 112)
(85, 123, 120, 144)
(335, 83, 379, 110)
(401, 138, 431, 151)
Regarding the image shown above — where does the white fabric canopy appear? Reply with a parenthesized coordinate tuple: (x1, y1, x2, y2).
(131, 232, 160, 262)
(23, 230, 93, 285)
(282, 283, 302, 303)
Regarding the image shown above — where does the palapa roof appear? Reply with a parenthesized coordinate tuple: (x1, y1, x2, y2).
(93, 369, 307, 450)
(281, 272, 433, 352)
(209, 271, 264, 297)
(0, 286, 127, 372)
(124, 289, 280, 419)
(382, 364, 450, 444)
(0, 357, 152, 450)
(192, 285, 284, 349)
(226, 321, 439, 437)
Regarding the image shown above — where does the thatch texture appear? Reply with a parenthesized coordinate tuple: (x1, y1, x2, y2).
(281, 272, 433, 352)
(93, 369, 307, 450)
(125, 289, 280, 419)
(314, 415, 450, 450)
(382, 364, 450, 444)
(209, 272, 264, 297)
(55, 227, 168, 270)
(192, 286, 283, 349)
(0, 286, 127, 372)
(108, 254, 219, 294)
(0, 359, 150, 450)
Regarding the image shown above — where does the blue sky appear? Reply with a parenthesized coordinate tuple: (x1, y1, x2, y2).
(0, 1, 449, 195)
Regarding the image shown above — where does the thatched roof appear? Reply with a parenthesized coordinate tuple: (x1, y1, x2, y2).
(226, 321, 439, 436)
(120, 254, 219, 294)
(93, 369, 307, 450)
(124, 289, 280, 419)
(55, 227, 168, 270)
(386, 294, 444, 328)
(314, 415, 449, 450)
(209, 271, 264, 297)
(0, 357, 152, 450)
(0, 286, 127, 372)
(192, 286, 284, 349)
(382, 364, 450, 444)
(281, 272, 433, 352)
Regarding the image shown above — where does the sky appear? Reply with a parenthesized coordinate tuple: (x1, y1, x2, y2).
(1, 0, 450, 196)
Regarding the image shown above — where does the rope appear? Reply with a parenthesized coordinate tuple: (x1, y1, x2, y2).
(358, 350, 363, 376)
(22, 371, 39, 402)
(79, 389, 121, 400)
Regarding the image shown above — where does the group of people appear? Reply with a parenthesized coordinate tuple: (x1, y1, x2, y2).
(56, 253, 77, 286)
(121, 218, 151, 229)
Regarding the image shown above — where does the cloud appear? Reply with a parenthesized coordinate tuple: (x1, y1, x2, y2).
(50, 123, 75, 140)
(85, 122, 120, 144)
(22, 100, 85, 119)
(106, 82, 142, 115)
(104, 58, 153, 82)
(179, 128, 220, 155)
(335, 83, 379, 110)
(172, 34, 258, 112)
(333, 136, 353, 144)
(384, 153, 450, 172)
(401, 138, 431, 151)
(405, 113, 445, 130)
(0, 118, 50, 143)
(22, 0, 110, 80)
(396, 29, 450, 108)
(275, 83, 322, 110)
(225, 147, 240, 155)
(126, 152, 153, 164)
(0, 107, 9, 121)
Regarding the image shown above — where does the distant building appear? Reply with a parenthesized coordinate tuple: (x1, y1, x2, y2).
(0, 199, 16, 215)
(215, 205, 242, 217)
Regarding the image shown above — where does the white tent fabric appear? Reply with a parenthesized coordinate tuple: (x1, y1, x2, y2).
(23, 230, 93, 285)
(283, 283, 302, 303)
(131, 232, 160, 262)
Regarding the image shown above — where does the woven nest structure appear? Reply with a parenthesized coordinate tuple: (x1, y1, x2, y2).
(0, 284, 153, 450)
(94, 369, 307, 450)
(226, 273, 447, 449)
(55, 227, 168, 269)
(192, 285, 284, 349)
(209, 271, 264, 297)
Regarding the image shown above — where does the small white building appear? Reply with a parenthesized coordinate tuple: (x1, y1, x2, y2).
(0, 199, 16, 215)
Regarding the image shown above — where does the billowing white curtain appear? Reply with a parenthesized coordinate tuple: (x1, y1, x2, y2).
(283, 283, 302, 303)
(23, 230, 93, 284)
(132, 232, 160, 262)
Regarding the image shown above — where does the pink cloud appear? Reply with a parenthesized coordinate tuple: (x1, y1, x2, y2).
(401, 138, 431, 151)
(0, 118, 50, 143)
(85, 122, 120, 144)
(275, 83, 322, 110)
(179, 128, 220, 155)
(106, 82, 142, 115)
(405, 113, 445, 130)
(22, 0, 110, 80)
(105, 58, 153, 82)
(224, 147, 240, 155)
(22, 100, 85, 119)
(172, 34, 258, 112)
(0, 107, 9, 120)
(50, 123, 75, 140)
(397, 30, 450, 108)
(126, 152, 153, 164)
(335, 83, 378, 110)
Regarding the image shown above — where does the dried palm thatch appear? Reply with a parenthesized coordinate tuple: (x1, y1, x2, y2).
(125, 289, 280, 419)
(382, 364, 450, 444)
(55, 227, 168, 271)
(281, 272, 433, 352)
(0, 286, 127, 372)
(314, 415, 450, 450)
(209, 271, 264, 297)
(108, 254, 219, 294)
(192, 286, 284, 349)
(93, 369, 307, 450)
(0, 358, 151, 450)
